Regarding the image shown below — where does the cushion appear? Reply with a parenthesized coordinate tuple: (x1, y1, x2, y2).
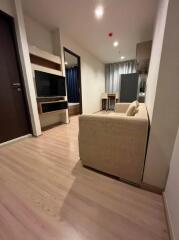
(135, 100, 139, 108)
(126, 100, 139, 116)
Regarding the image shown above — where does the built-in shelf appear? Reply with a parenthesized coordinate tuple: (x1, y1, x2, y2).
(38, 100, 68, 114)
(29, 45, 62, 76)
(31, 64, 62, 76)
(29, 46, 61, 64)
(29, 45, 69, 129)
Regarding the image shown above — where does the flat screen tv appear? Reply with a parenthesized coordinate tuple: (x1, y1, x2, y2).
(35, 70, 66, 97)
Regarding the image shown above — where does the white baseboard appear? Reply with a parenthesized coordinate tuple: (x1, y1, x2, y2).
(0, 134, 32, 148)
(163, 192, 175, 240)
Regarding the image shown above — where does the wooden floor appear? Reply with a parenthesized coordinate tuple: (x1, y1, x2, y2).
(0, 116, 169, 240)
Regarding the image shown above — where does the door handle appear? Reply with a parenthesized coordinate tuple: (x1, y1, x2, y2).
(12, 82, 21, 87)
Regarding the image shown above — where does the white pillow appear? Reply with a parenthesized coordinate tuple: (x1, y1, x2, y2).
(126, 101, 139, 116)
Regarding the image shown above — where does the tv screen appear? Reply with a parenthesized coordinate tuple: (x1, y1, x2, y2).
(35, 70, 66, 97)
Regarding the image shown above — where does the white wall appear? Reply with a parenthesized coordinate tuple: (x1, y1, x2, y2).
(61, 32, 105, 114)
(145, 0, 169, 121)
(24, 16, 105, 120)
(24, 16, 105, 115)
(143, 0, 179, 189)
(165, 126, 179, 240)
(24, 15, 54, 53)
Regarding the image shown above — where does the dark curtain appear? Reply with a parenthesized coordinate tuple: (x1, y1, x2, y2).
(66, 66, 79, 103)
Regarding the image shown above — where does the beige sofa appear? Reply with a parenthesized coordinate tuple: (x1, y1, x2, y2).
(79, 103, 149, 184)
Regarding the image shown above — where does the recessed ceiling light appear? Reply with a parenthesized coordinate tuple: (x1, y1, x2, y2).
(95, 6, 104, 19)
(65, 61, 68, 65)
(113, 41, 119, 47)
(120, 56, 125, 60)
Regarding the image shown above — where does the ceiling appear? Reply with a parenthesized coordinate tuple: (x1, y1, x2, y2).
(22, 0, 158, 63)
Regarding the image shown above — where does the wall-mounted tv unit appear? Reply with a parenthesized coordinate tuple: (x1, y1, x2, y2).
(35, 70, 66, 97)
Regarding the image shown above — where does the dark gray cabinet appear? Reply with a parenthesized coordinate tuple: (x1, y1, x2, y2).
(120, 73, 139, 102)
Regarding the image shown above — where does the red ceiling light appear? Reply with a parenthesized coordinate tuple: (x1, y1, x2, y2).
(108, 32, 113, 37)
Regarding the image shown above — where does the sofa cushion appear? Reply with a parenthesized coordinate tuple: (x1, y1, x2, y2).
(126, 100, 139, 116)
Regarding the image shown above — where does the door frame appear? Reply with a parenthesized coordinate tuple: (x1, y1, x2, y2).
(63, 47, 83, 114)
(0, 10, 32, 134)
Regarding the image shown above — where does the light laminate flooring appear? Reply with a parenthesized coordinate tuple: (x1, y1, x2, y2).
(0, 116, 169, 240)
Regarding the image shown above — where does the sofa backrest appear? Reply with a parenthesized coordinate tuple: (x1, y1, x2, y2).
(134, 103, 148, 120)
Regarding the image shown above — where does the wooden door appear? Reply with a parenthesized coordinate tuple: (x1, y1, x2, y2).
(0, 11, 31, 144)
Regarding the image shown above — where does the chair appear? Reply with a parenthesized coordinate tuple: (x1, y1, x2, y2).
(101, 92, 108, 111)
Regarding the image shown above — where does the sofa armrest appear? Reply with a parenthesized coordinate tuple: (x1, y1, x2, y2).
(79, 114, 149, 183)
(115, 103, 130, 113)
